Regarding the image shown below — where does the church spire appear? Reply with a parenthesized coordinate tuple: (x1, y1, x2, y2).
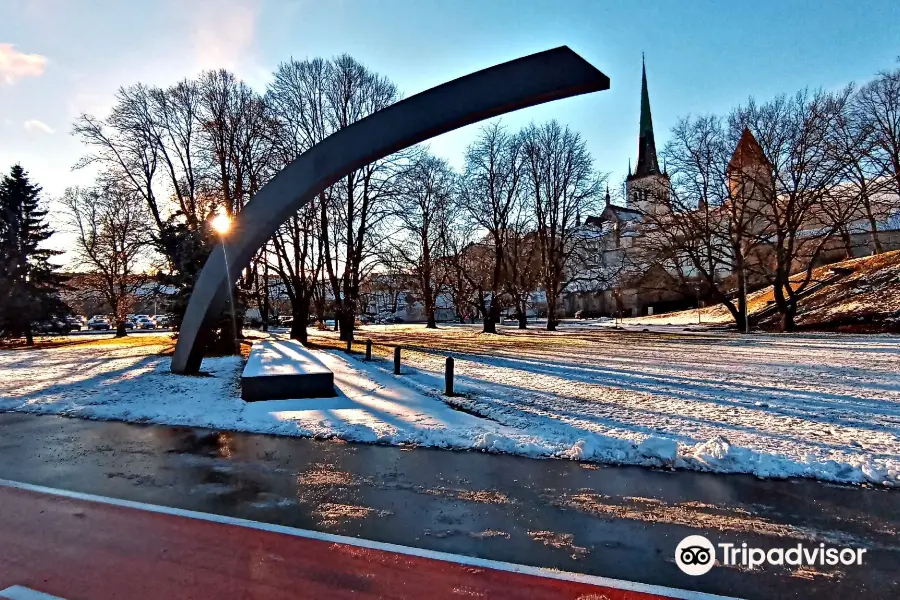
(631, 54, 661, 180)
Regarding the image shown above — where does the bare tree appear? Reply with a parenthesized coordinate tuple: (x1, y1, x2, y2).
(500, 198, 538, 329)
(824, 83, 887, 254)
(521, 121, 602, 330)
(633, 115, 764, 330)
(199, 69, 277, 217)
(440, 210, 478, 323)
(267, 55, 403, 341)
(73, 84, 164, 231)
(457, 122, 523, 333)
(63, 180, 152, 337)
(149, 79, 206, 228)
(268, 201, 324, 342)
(732, 90, 852, 330)
(387, 152, 454, 328)
(853, 66, 900, 234)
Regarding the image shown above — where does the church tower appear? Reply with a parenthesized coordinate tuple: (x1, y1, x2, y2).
(626, 56, 670, 216)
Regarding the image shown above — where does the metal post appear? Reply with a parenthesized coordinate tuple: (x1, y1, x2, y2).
(445, 356, 455, 396)
(741, 263, 750, 334)
(365, 339, 372, 361)
(393, 347, 401, 375)
(696, 285, 701, 325)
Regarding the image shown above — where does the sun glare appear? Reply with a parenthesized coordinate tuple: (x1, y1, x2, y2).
(211, 212, 231, 235)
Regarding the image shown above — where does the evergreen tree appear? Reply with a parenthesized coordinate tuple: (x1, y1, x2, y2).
(0, 165, 69, 344)
(156, 207, 245, 354)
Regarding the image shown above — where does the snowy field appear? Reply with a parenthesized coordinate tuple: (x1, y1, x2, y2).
(1, 327, 899, 487)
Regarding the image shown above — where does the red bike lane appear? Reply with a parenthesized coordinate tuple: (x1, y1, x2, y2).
(0, 481, 718, 600)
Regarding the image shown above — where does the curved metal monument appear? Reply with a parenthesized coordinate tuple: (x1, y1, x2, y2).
(171, 46, 610, 373)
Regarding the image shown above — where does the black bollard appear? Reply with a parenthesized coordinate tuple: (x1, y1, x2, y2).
(365, 339, 372, 361)
(445, 356, 454, 396)
(393, 347, 401, 375)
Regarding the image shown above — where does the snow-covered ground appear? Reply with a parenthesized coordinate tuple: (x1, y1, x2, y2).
(0, 336, 519, 450)
(1, 328, 899, 487)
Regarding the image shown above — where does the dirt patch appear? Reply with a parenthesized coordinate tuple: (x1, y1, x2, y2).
(469, 529, 511, 539)
(313, 502, 392, 526)
(298, 465, 356, 486)
(527, 530, 588, 558)
(554, 493, 875, 547)
(790, 566, 842, 580)
(425, 487, 513, 505)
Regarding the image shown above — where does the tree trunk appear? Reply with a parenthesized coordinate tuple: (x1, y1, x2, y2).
(781, 309, 797, 332)
(25, 327, 34, 346)
(773, 283, 797, 332)
(115, 321, 127, 337)
(482, 314, 496, 333)
(424, 293, 437, 329)
(517, 299, 528, 330)
(482, 300, 499, 333)
(290, 303, 308, 344)
(339, 309, 355, 341)
(546, 295, 557, 332)
(866, 211, 883, 254)
(839, 228, 854, 259)
(722, 298, 745, 332)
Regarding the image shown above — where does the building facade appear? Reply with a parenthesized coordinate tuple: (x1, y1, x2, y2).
(564, 58, 900, 320)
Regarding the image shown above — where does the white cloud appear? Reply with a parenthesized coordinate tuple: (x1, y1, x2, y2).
(23, 119, 54, 134)
(0, 43, 48, 84)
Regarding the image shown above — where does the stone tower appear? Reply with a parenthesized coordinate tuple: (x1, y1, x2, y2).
(727, 127, 773, 235)
(626, 56, 670, 216)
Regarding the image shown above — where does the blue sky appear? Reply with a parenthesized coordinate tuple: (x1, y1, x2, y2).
(1, 0, 898, 211)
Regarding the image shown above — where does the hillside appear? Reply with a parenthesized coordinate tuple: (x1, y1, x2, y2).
(628, 250, 900, 332)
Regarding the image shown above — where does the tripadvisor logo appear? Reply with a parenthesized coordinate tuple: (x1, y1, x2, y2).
(675, 535, 867, 576)
(675, 535, 716, 576)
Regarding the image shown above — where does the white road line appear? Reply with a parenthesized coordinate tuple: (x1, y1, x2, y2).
(0, 586, 68, 600)
(0, 478, 740, 600)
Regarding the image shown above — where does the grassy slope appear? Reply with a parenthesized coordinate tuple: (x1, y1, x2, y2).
(631, 250, 900, 331)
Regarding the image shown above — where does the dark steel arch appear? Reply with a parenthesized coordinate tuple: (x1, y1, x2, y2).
(171, 46, 610, 373)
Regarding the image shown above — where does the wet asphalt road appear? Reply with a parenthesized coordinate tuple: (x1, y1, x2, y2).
(0, 412, 897, 599)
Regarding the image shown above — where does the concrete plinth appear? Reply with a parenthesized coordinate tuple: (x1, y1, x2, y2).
(241, 340, 335, 401)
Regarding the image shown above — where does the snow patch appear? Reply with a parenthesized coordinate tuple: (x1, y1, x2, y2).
(1, 331, 899, 488)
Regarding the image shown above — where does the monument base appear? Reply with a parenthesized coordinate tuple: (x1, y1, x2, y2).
(241, 340, 335, 401)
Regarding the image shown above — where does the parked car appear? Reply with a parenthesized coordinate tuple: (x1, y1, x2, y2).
(87, 317, 111, 331)
(382, 316, 404, 324)
(575, 310, 603, 319)
(34, 319, 79, 334)
(155, 314, 175, 328)
(135, 317, 156, 330)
